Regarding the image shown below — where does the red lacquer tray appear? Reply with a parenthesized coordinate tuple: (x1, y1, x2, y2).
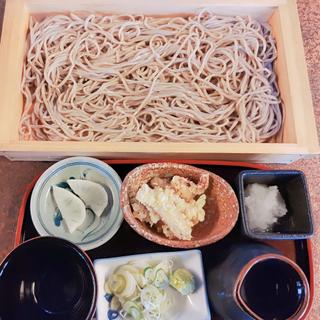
(14, 160, 315, 319)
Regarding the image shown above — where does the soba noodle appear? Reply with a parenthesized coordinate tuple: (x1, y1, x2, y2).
(20, 10, 283, 142)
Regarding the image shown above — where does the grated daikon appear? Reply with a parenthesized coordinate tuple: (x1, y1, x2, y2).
(244, 183, 287, 231)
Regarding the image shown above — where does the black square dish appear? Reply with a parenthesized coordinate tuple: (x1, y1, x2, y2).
(237, 170, 313, 240)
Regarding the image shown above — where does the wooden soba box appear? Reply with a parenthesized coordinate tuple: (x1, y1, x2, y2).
(0, 0, 318, 162)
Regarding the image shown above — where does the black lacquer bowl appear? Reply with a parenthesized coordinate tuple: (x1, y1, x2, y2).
(0, 237, 97, 320)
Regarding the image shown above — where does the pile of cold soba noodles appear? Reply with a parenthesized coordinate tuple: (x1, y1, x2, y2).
(20, 10, 282, 142)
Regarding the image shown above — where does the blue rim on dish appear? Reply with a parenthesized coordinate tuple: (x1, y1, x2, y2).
(30, 157, 123, 251)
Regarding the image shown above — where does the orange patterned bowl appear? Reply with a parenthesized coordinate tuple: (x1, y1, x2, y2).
(120, 163, 239, 248)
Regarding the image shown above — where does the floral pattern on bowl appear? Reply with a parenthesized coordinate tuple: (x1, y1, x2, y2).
(30, 157, 123, 251)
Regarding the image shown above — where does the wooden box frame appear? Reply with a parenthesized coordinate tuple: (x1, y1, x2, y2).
(0, 0, 318, 162)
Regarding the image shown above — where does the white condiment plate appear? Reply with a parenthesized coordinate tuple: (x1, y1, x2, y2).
(94, 250, 211, 320)
(30, 157, 123, 251)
